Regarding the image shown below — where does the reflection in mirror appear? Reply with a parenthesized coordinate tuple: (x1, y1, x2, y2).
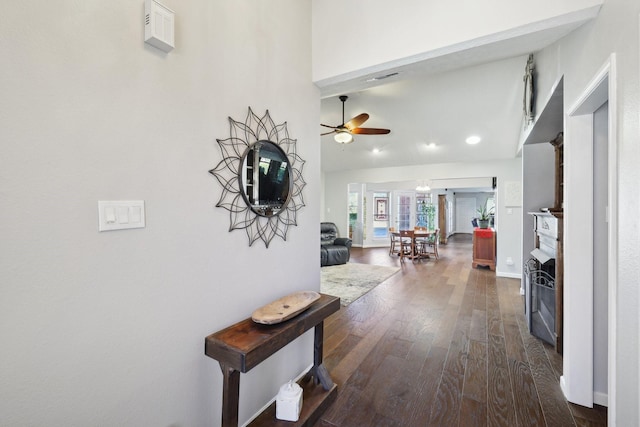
(240, 140, 292, 216)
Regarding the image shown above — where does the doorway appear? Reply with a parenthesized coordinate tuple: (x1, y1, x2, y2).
(455, 197, 476, 233)
(563, 55, 617, 419)
(593, 101, 609, 404)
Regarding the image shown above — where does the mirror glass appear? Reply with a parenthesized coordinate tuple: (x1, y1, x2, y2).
(239, 140, 292, 217)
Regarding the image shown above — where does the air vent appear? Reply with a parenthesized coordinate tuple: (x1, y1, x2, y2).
(365, 72, 399, 83)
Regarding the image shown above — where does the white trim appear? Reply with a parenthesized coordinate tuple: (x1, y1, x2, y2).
(563, 111, 595, 407)
(361, 243, 391, 249)
(242, 363, 314, 427)
(560, 375, 568, 397)
(563, 55, 617, 423)
(567, 63, 611, 115)
(606, 53, 617, 426)
(496, 271, 522, 279)
(594, 391, 609, 407)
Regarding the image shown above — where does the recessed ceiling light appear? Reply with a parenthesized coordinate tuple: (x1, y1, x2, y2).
(466, 136, 481, 145)
(372, 148, 381, 154)
(426, 142, 437, 149)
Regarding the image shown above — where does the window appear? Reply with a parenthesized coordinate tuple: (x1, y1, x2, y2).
(416, 193, 436, 230)
(348, 192, 358, 239)
(372, 192, 389, 238)
(397, 194, 412, 230)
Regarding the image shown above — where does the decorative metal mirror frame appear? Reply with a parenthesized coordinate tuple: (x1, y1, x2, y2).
(209, 108, 306, 247)
(523, 54, 535, 125)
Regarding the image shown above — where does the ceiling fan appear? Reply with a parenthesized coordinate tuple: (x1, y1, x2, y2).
(321, 95, 391, 144)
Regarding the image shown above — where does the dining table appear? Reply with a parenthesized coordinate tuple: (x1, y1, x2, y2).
(391, 229, 435, 260)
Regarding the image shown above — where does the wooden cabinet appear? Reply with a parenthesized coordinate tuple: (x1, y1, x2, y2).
(472, 228, 496, 270)
(550, 133, 564, 212)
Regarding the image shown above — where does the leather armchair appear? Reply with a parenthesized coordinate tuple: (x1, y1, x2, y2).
(320, 222, 352, 266)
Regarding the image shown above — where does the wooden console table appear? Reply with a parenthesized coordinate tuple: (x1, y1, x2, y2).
(472, 228, 496, 270)
(205, 293, 340, 427)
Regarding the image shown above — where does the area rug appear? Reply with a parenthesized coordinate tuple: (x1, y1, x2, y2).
(320, 263, 401, 306)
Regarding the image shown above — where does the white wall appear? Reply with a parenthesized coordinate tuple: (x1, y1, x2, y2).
(322, 159, 522, 277)
(522, 142, 555, 293)
(593, 101, 609, 399)
(0, 2, 319, 426)
(533, 0, 640, 421)
(312, 0, 603, 82)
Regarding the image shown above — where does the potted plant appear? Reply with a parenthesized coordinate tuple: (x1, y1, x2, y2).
(476, 202, 494, 229)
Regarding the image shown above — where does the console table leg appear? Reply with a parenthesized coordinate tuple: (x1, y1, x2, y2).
(316, 364, 334, 391)
(313, 322, 334, 391)
(220, 364, 240, 427)
(313, 322, 324, 375)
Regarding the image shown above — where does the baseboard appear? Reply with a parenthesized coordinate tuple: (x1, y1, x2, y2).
(560, 375, 568, 399)
(593, 391, 608, 407)
(361, 243, 390, 249)
(242, 363, 314, 427)
(496, 271, 522, 279)
(560, 376, 607, 408)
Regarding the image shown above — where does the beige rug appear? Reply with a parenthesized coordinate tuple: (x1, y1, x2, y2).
(320, 262, 401, 306)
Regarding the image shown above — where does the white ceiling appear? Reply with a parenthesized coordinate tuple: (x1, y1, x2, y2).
(318, 17, 589, 173)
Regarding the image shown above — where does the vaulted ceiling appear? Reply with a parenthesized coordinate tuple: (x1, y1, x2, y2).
(320, 56, 527, 172)
(318, 13, 593, 173)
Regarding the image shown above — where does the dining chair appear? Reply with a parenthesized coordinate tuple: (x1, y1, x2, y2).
(413, 226, 429, 257)
(388, 227, 401, 256)
(426, 228, 440, 259)
(399, 229, 416, 261)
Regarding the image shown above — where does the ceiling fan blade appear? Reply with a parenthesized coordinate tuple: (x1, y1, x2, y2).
(343, 113, 369, 130)
(320, 130, 337, 136)
(351, 127, 391, 135)
(320, 123, 339, 129)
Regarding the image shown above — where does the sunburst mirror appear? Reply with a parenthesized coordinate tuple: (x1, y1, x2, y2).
(209, 108, 306, 247)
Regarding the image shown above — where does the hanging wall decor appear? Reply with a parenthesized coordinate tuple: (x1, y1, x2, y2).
(523, 54, 535, 125)
(209, 108, 306, 247)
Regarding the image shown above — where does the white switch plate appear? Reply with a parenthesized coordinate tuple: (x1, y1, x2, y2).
(98, 201, 145, 231)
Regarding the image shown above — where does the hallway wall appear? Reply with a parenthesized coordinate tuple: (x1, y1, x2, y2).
(0, 2, 320, 426)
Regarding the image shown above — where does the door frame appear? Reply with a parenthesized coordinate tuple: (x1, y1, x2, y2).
(562, 54, 617, 423)
(438, 194, 447, 244)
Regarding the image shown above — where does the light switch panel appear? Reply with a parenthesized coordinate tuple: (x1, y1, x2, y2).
(105, 207, 116, 223)
(98, 201, 145, 231)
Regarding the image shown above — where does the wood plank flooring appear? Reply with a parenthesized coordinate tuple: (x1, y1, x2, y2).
(315, 234, 607, 427)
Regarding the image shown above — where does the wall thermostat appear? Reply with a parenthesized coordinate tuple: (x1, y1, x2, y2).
(144, 0, 174, 52)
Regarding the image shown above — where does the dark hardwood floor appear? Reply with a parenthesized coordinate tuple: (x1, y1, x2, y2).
(315, 234, 607, 427)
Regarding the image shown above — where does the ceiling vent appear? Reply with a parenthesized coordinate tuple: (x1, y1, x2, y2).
(365, 72, 399, 83)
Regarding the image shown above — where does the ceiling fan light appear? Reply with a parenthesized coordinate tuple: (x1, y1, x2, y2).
(334, 131, 354, 144)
